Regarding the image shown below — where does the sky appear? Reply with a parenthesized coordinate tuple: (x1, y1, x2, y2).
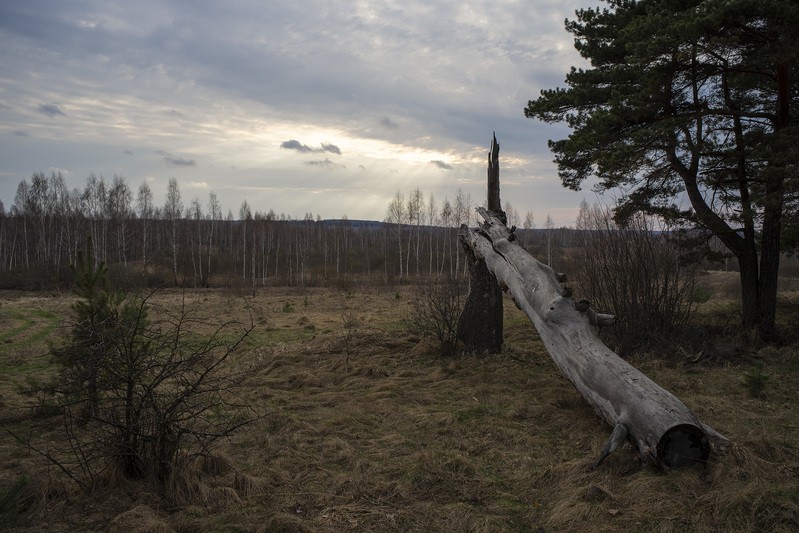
(0, 0, 600, 227)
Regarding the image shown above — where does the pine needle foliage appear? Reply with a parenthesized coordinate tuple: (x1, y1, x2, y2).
(45, 238, 256, 491)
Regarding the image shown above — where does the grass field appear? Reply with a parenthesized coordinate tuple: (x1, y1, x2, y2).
(0, 282, 798, 532)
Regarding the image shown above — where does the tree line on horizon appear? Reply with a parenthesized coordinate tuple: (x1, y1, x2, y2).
(0, 171, 574, 290)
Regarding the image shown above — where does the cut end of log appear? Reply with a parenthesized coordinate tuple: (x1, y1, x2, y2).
(656, 424, 710, 469)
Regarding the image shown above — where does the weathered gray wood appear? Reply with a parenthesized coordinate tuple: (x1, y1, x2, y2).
(593, 422, 628, 469)
(459, 208, 729, 469)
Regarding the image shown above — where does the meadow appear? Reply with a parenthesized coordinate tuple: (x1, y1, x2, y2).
(0, 280, 797, 532)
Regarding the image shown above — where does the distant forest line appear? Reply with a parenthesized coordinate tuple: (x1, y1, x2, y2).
(2, 171, 797, 290)
(0, 171, 578, 290)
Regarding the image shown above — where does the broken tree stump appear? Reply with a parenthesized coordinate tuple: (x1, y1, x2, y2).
(459, 207, 729, 469)
(457, 133, 504, 353)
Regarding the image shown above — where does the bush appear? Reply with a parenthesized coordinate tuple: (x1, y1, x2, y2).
(742, 363, 769, 398)
(0, 476, 29, 524)
(41, 241, 256, 491)
(690, 286, 713, 304)
(573, 205, 702, 354)
(341, 311, 360, 367)
(404, 275, 466, 356)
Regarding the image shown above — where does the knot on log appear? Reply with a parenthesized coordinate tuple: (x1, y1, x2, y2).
(556, 272, 567, 282)
(573, 298, 615, 327)
(575, 299, 591, 313)
(545, 297, 572, 325)
(561, 286, 573, 298)
(586, 308, 616, 327)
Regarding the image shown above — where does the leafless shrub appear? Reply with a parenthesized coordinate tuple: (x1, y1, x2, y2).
(573, 205, 702, 354)
(341, 311, 361, 368)
(404, 275, 466, 356)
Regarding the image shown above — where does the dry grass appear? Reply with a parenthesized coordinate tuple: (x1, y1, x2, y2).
(0, 282, 798, 531)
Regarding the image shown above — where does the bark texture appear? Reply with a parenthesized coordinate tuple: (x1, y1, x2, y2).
(457, 244, 503, 352)
(460, 207, 729, 469)
(457, 133, 504, 353)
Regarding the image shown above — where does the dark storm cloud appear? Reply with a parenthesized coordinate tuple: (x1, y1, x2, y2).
(430, 160, 453, 170)
(164, 156, 196, 167)
(123, 150, 134, 155)
(37, 103, 65, 117)
(281, 139, 315, 153)
(282, 140, 341, 155)
(305, 158, 339, 169)
(156, 149, 196, 167)
(13, 130, 29, 137)
(380, 117, 399, 129)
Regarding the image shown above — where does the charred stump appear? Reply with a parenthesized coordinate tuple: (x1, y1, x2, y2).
(457, 133, 504, 353)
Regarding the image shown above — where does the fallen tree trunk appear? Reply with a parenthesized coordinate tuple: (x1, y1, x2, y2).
(460, 207, 729, 469)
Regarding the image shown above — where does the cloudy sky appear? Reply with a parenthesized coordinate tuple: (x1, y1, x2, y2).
(0, 0, 599, 226)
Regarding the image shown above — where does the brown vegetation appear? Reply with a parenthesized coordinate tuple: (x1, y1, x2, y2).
(1, 281, 798, 531)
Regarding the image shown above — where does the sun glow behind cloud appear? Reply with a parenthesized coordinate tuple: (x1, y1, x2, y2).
(0, 0, 597, 225)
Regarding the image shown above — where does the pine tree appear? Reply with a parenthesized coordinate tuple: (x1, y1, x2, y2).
(52, 237, 125, 417)
(525, 0, 798, 336)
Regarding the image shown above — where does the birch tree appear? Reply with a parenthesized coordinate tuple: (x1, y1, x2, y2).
(136, 182, 153, 274)
(164, 178, 183, 286)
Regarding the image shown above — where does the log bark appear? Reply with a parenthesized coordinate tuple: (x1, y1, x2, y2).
(460, 207, 729, 469)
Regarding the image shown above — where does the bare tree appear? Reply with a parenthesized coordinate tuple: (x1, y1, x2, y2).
(385, 190, 406, 279)
(504, 202, 520, 228)
(545, 214, 554, 267)
(82, 174, 108, 263)
(136, 182, 154, 274)
(523, 210, 535, 250)
(164, 178, 183, 286)
(427, 192, 438, 275)
(107, 175, 132, 269)
(188, 197, 204, 286)
(239, 200, 251, 282)
(207, 191, 221, 283)
(12, 180, 31, 269)
(407, 188, 423, 277)
(440, 198, 453, 276)
(453, 189, 471, 277)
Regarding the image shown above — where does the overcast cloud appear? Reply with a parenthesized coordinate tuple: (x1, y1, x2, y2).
(0, 0, 597, 225)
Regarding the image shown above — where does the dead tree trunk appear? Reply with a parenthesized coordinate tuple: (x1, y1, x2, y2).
(457, 133, 504, 353)
(460, 207, 729, 469)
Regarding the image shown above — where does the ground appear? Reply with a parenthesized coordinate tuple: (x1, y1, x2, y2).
(0, 280, 797, 532)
